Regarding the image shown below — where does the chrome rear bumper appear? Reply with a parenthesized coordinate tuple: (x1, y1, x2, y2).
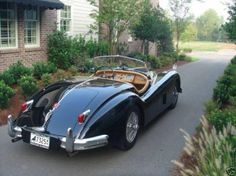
(60, 128, 109, 153)
(8, 115, 22, 138)
(8, 115, 109, 153)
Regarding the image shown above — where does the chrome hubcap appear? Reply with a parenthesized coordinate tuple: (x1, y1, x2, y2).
(173, 87, 178, 102)
(126, 112, 139, 143)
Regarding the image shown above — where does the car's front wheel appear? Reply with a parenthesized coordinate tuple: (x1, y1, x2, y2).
(117, 106, 141, 150)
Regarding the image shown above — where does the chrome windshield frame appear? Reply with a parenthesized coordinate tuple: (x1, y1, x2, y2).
(93, 55, 148, 70)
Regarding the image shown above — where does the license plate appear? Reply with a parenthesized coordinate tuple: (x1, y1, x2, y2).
(30, 133, 50, 149)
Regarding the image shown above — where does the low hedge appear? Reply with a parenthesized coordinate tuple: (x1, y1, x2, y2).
(0, 61, 32, 86)
(33, 62, 57, 79)
(19, 76, 39, 97)
(0, 81, 14, 108)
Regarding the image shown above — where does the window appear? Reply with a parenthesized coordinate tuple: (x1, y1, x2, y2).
(24, 7, 39, 47)
(0, 2, 17, 49)
(60, 6, 71, 32)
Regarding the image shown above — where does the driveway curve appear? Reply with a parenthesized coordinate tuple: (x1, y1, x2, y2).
(0, 50, 235, 176)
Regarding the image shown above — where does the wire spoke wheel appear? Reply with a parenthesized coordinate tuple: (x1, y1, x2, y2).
(126, 112, 139, 143)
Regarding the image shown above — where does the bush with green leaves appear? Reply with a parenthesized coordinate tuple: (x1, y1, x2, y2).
(147, 55, 161, 69)
(19, 76, 38, 97)
(213, 75, 233, 105)
(48, 31, 75, 69)
(41, 73, 52, 87)
(33, 62, 57, 79)
(0, 70, 15, 86)
(207, 109, 236, 131)
(0, 81, 14, 108)
(48, 31, 109, 70)
(7, 61, 32, 84)
(159, 55, 175, 67)
(231, 55, 236, 65)
(182, 48, 192, 53)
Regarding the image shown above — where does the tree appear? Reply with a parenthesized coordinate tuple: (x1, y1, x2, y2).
(88, 0, 144, 54)
(169, 0, 198, 52)
(196, 9, 223, 41)
(180, 22, 197, 42)
(224, 1, 236, 41)
(131, 1, 174, 54)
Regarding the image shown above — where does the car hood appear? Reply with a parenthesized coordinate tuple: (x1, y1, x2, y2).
(45, 78, 134, 137)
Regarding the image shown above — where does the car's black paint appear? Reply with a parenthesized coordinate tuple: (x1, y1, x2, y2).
(45, 79, 134, 137)
(14, 64, 181, 151)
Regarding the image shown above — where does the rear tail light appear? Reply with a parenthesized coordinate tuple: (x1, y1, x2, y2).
(78, 110, 91, 124)
(21, 100, 34, 112)
(21, 103, 27, 112)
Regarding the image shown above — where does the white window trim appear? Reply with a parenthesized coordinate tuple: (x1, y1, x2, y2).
(0, 3, 18, 50)
(58, 5, 73, 35)
(24, 6, 40, 48)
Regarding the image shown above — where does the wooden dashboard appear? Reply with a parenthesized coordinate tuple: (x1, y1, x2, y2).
(95, 70, 150, 94)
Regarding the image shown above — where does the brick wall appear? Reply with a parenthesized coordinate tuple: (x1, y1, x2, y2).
(0, 5, 57, 72)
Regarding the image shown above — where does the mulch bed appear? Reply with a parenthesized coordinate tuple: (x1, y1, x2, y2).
(0, 61, 189, 126)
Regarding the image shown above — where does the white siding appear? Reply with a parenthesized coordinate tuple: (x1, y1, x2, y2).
(58, 0, 98, 39)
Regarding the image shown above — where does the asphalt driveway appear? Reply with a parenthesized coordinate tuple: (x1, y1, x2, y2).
(0, 50, 235, 176)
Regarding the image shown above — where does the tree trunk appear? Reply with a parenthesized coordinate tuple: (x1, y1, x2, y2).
(108, 27, 113, 55)
(141, 40, 145, 54)
(176, 19, 180, 53)
(144, 40, 149, 55)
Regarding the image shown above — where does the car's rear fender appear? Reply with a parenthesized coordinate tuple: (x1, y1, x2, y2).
(78, 91, 145, 140)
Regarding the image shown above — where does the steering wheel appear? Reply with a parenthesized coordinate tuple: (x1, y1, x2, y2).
(96, 66, 114, 79)
(119, 63, 129, 70)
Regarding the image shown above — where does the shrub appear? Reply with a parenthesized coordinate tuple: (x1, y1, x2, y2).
(231, 55, 236, 65)
(77, 59, 95, 73)
(0, 70, 15, 86)
(182, 48, 192, 53)
(48, 31, 109, 70)
(159, 55, 175, 67)
(117, 42, 129, 55)
(41, 73, 51, 87)
(53, 69, 70, 81)
(48, 31, 75, 69)
(147, 55, 161, 69)
(0, 81, 14, 109)
(172, 117, 236, 176)
(33, 62, 57, 79)
(68, 66, 78, 76)
(97, 41, 109, 56)
(7, 61, 32, 84)
(19, 76, 38, 97)
(204, 100, 219, 115)
(213, 75, 234, 105)
(207, 109, 236, 131)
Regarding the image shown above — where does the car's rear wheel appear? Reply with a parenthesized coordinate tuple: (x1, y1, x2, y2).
(169, 86, 179, 109)
(117, 106, 141, 150)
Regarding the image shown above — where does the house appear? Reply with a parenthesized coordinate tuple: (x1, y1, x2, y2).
(56, 0, 98, 39)
(0, 0, 64, 72)
(0, 0, 98, 71)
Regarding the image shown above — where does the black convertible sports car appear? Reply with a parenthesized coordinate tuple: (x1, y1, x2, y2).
(8, 55, 182, 153)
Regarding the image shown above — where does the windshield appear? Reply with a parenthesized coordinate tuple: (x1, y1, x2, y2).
(93, 55, 147, 71)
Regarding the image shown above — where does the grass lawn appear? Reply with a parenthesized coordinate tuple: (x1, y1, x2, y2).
(179, 41, 236, 51)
